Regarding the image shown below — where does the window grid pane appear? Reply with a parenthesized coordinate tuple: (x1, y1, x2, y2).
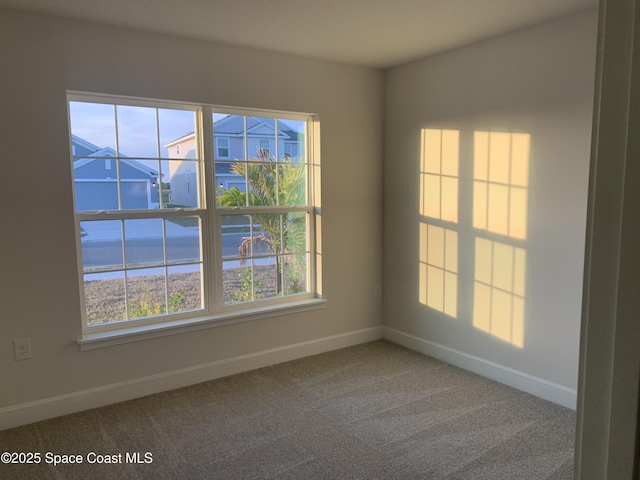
(79, 214, 204, 325)
(70, 102, 199, 213)
(214, 113, 311, 307)
(220, 212, 310, 305)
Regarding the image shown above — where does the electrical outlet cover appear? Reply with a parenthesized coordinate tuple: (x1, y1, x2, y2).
(14, 338, 32, 360)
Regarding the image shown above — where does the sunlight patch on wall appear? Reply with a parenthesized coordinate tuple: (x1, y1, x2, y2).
(473, 238, 526, 348)
(419, 128, 459, 318)
(420, 129, 459, 223)
(472, 130, 530, 347)
(419, 224, 458, 317)
(473, 132, 529, 240)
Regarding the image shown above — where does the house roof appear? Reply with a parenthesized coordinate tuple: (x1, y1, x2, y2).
(164, 116, 299, 146)
(163, 132, 196, 148)
(71, 134, 102, 152)
(72, 138, 160, 177)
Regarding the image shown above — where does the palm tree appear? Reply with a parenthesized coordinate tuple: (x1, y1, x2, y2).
(216, 151, 306, 296)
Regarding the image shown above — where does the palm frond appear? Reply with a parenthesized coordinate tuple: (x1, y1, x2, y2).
(216, 185, 247, 207)
(238, 234, 271, 266)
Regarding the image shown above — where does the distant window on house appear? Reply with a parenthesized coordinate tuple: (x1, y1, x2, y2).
(259, 139, 270, 157)
(68, 92, 319, 339)
(176, 144, 181, 156)
(217, 137, 229, 158)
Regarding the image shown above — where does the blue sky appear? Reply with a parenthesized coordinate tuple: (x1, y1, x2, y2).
(70, 102, 197, 158)
(70, 103, 305, 159)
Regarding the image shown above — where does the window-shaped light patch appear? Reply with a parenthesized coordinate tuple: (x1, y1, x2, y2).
(420, 129, 459, 223)
(419, 224, 457, 317)
(473, 238, 526, 348)
(473, 132, 529, 239)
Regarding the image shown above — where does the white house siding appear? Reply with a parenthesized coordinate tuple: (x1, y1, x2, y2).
(168, 117, 304, 204)
(169, 162, 198, 207)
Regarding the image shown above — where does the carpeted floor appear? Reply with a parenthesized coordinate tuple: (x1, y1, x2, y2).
(0, 340, 576, 479)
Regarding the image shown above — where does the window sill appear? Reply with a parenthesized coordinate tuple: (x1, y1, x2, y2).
(77, 297, 327, 351)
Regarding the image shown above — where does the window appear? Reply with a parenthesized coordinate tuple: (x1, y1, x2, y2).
(259, 138, 270, 157)
(216, 137, 229, 158)
(176, 144, 181, 156)
(68, 93, 319, 339)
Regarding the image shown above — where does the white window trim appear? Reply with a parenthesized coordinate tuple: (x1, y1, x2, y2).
(68, 91, 322, 350)
(77, 297, 327, 351)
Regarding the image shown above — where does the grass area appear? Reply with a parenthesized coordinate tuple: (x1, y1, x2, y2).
(84, 264, 305, 326)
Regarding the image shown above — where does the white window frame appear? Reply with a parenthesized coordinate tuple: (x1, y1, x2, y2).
(68, 92, 324, 350)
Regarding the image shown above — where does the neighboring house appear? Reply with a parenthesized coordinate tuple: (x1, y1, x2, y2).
(164, 116, 303, 207)
(162, 132, 198, 207)
(72, 135, 161, 211)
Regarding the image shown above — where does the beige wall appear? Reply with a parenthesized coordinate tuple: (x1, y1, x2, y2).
(384, 10, 598, 390)
(0, 8, 384, 409)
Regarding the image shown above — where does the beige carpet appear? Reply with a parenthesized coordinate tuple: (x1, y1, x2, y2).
(0, 340, 575, 479)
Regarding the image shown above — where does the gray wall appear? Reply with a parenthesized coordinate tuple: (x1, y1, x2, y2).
(0, 8, 383, 410)
(384, 10, 597, 390)
(0, 4, 599, 423)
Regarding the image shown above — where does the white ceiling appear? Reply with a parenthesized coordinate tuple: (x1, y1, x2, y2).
(0, 0, 597, 68)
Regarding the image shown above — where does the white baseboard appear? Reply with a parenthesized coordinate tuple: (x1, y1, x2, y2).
(383, 326, 577, 410)
(0, 326, 383, 431)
